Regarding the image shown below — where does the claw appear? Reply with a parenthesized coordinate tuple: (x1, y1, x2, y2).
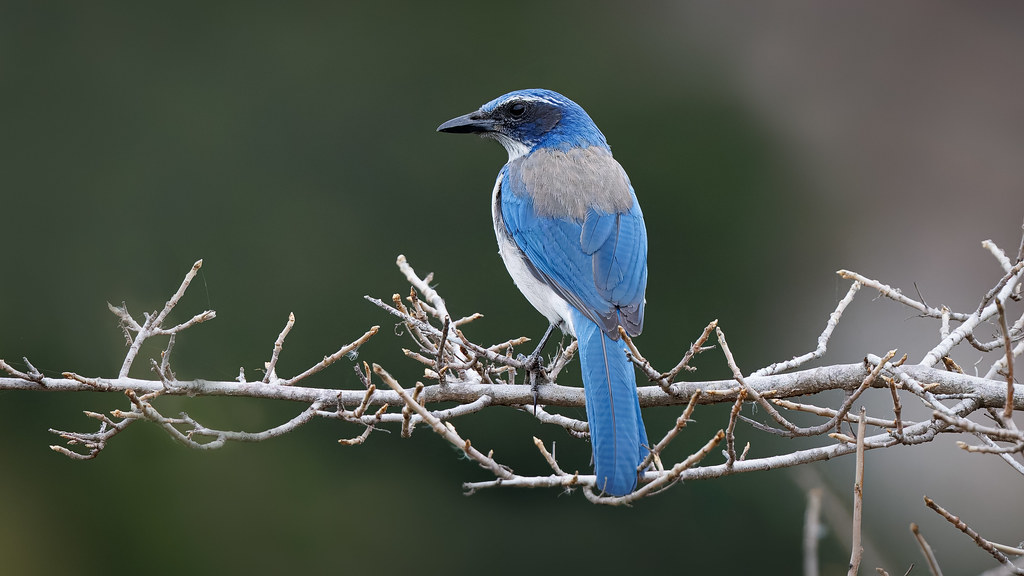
(531, 370, 540, 414)
(524, 323, 557, 413)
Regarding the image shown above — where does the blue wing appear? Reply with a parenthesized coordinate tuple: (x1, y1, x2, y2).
(499, 161, 648, 338)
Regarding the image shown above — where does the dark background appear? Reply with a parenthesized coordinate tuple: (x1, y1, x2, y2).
(2, 3, 1022, 574)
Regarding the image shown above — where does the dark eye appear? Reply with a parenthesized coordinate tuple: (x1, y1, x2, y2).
(508, 102, 527, 118)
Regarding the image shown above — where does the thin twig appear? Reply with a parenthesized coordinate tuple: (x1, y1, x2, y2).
(911, 523, 943, 576)
(726, 389, 748, 467)
(584, 430, 725, 505)
(753, 281, 861, 377)
(373, 364, 513, 481)
(639, 390, 702, 471)
(930, 411, 1024, 444)
(1017, 218, 1024, 264)
(887, 376, 905, 437)
(804, 487, 823, 576)
(264, 312, 295, 383)
(717, 326, 802, 434)
(284, 326, 379, 385)
(926, 260, 1024, 367)
(985, 239, 1015, 274)
(997, 300, 1015, 418)
(118, 259, 210, 378)
(838, 270, 970, 322)
(848, 407, 867, 576)
(436, 316, 450, 385)
(532, 437, 565, 475)
(924, 496, 1024, 575)
(970, 434, 1024, 476)
(772, 399, 908, 430)
(662, 319, 719, 381)
(0, 358, 45, 384)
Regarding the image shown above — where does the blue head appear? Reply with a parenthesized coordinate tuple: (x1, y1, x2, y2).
(437, 89, 609, 160)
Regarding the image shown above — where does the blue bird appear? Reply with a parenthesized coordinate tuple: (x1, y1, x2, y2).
(438, 89, 649, 496)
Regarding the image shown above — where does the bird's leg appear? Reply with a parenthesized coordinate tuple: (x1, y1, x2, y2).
(520, 323, 556, 410)
(525, 322, 557, 367)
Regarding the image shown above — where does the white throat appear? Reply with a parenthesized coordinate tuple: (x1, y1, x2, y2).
(491, 133, 531, 162)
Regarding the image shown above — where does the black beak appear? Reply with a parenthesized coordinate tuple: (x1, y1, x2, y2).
(437, 110, 495, 134)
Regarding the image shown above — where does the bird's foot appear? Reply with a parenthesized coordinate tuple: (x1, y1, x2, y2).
(517, 323, 556, 412)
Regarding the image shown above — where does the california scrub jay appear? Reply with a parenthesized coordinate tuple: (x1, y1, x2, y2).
(438, 89, 649, 496)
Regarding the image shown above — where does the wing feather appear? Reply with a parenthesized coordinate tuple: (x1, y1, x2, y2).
(500, 150, 647, 338)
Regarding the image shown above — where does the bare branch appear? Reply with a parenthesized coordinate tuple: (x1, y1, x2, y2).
(911, 522, 944, 576)
(839, 270, 970, 322)
(757, 351, 896, 439)
(1017, 218, 1024, 265)
(284, 326, 379, 386)
(264, 312, 295, 383)
(4, 225, 1024, 519)
(0, 358, 44, 384)
(725, 388, 748, 467)
(117, 259, 214, 378)
(639, 389, 702, 472)
(5, 362, 1017, 412)
(924, 496, 1024, 575)
(887, 374, 905, 437)
(753, 280, 861, 377)
(922, 260, 1024, 367)
(804, 487, 823, 576)
(521, 404, 589, 435)
(584, 429, 725, 505)
(997, 300, 1015, 418)
(373, 363, 512, 481)
(661, 319, 719, 381)
(772, 399, 907, 430)
(848, 407, 867, 576)
(533, 437, 565, 475)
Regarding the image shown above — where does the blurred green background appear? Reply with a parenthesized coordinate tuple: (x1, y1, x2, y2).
(2, 3, 1023, 575)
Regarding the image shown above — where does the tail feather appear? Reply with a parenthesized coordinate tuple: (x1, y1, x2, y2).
(571, 307, 649, 496)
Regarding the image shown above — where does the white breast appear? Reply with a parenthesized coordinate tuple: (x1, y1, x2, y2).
(490, 174, 576, 337)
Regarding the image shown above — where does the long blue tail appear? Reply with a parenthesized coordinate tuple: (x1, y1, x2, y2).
(571, 307, 649, 496)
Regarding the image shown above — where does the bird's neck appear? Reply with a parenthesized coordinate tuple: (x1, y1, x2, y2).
(493, 133, 532, 162)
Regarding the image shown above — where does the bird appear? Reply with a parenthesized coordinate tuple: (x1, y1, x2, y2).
(437, 89, 649, 496)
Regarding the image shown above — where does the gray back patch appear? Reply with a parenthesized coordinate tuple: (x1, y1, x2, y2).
(511, 147, 632, 219)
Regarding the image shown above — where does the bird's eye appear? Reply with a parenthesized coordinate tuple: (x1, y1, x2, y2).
(508, 102, 527, 118)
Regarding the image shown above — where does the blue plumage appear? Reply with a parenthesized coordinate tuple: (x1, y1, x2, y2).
(572, 307, 650, 495)
(438, 89, 649, 496)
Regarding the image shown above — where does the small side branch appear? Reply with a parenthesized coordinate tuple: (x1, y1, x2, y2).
(753, 280, 861, 377)
(639, 389, 702, 471)
(116, 259, 215, 378)
(997, 300, 1015, 419)
(924, 496, 1024, 575)
(264, 312, 296, 383)
(284, 326, 379, 386)
(660, 319, 719, 382)
(911, 523, 944, 576)
(374, 364, 513, 481)
(0, 358, 45, 385)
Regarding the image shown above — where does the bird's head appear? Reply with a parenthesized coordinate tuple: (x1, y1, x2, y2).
(437, 89, 608, 161)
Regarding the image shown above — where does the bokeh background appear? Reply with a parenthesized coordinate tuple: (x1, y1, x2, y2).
(2, 3, 1023, 574)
